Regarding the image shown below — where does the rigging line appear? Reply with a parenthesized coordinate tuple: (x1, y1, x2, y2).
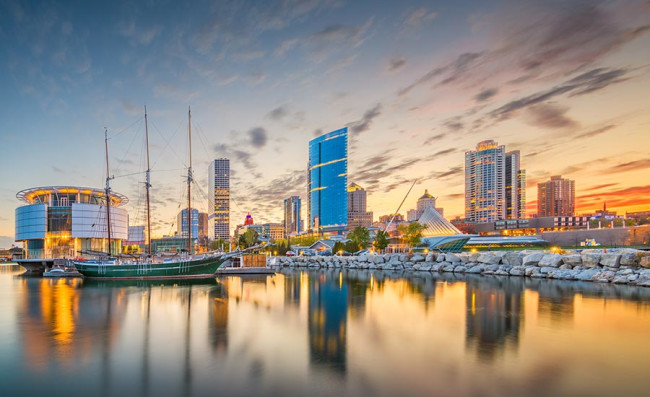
(150, 168, 184, 173)
(149, 117, 186, 169)
(193, 121, 214, 162)
(113, 171, 146, 179)
(110, 114, 143, 137)
(113, 118, 143, 178)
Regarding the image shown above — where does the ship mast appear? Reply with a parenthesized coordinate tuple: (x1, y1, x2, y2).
(144, 106, 152, 257)
(104, 128, 113, 256)
(187, 107, 193, 256)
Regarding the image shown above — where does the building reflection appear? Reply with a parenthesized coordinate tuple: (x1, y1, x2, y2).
(536, 284, 575, 323)
(465, 277, 524, 361)
(16, 277, 127, 372)
(209, 283, 229, 353)
(308, 270, 348, 373)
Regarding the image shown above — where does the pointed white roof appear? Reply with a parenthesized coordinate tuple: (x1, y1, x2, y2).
(418, 206, 462, 237)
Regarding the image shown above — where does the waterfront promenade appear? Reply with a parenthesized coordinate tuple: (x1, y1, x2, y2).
(269, 248, 650, 287)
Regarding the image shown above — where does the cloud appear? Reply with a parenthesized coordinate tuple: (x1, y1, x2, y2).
(489, 68, 628, 121)
(443, 117, 464, 131)
(430, 166, 463, 180)
(576, 124, 616, 139)
(52, 165, 64, 173)
(267, 105, 288, 121)
(604, 159, 650, 174)
(387, 57, 406, 72)
(313, 129, 323, 137)
(423, 133, 445, 145)
(432, 148, 457, 157)
(523, 103, 578, 129)
(475, 88, 498, 102)
(583, 183, 619, 191)
(248, 127, 267, 148)
(349, 103, 382, 134)
(398, 52, 484, 96)
(213, 143, 257, 173)
(403, 7, 437, 28)
(576, 185, 650, 210)
(246, 169, 306, 206)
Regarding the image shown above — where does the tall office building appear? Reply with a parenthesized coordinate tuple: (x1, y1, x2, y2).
(176, 208, 199, 238)
(505, 151, 526, 219)
(308, 127, 348, 232)
(347, 183, 373, 229)
(465, 140, 526, 223)
(284, 196, 302, 236)
(209, 158, 230, 240)
(537, 175, 575, 217)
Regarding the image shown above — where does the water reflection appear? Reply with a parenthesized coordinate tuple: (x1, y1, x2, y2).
(465, 277, 523, 361)
(2, 265, 650, 396)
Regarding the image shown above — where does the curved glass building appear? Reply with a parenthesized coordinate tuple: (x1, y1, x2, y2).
(308, 128, 348, 233)
(15, 186, 129, 260)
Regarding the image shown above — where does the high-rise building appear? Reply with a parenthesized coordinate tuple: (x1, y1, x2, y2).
(209, 158, 230, 240)
(410, 190, 444, 220)
(284, 196, 302, 236)
(347, 183, 373, 229)
(308, 127, 348, 233)
(537, 175, 575, 217)
(177, 208, 199, 238)
(465, 140, 526, 223)
(198, 212, 208, 238)
(505, 151, 526, 219)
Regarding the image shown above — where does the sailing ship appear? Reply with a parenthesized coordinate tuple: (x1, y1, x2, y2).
(73, 108, 231, 280)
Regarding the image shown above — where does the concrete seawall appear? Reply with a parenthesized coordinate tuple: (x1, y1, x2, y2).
(268, 249, 650, 287)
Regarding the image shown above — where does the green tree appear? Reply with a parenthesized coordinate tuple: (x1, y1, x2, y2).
(333, 241, 346, 255)
(397, 222, 425, 253)
(348, 226, 371, 251)
(238, 229, 259, 249)
(211, 238, 228, 251)
(373, 230, 390, 252)
(344, 240, 359, 253)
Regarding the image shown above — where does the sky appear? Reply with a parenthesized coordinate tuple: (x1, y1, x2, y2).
(1, 0, 650, 246)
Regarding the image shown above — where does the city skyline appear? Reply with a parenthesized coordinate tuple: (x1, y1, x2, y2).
(1, 0, 650, 246)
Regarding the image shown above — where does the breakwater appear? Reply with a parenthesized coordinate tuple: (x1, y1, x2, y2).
(269, 249, 650, 287)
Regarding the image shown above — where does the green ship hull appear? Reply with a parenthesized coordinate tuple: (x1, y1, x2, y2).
(73, 255, 227, 280)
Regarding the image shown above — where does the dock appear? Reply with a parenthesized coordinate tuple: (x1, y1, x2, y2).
(216, 267, 275, 275)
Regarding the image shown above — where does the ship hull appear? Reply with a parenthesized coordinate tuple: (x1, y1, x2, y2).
(73, 256, 226, 280)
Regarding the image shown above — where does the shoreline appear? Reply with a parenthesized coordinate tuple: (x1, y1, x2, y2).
(269, 249, 650, 287)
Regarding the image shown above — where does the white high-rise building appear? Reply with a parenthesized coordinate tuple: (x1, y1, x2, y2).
(465, 140, 525, 223)
(208, 158, 230, 240)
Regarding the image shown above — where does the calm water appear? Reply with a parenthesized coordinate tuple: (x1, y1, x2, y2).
(1, 264, 650, 397)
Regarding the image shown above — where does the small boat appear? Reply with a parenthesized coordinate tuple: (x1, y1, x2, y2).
(43, 262, 81, 278)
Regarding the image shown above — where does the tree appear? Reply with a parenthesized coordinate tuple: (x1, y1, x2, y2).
(348, 226, 371, 251)
(397, 222, 425, 253)
(211, 238, 227, 251)
(333, 241, 345, 255)
(373, 230, 390, 252)
(238, 229, 259, 249)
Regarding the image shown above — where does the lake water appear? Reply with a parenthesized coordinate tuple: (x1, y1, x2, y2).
(1, 264, 649, 396)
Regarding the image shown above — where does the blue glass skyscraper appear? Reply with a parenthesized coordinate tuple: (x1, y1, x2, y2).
(308, 127, 348, 232)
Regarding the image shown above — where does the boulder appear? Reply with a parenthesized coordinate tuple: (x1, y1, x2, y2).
(619, 250, 640, 266)
(562, 254, 582, 266)
(559, 264, 573, 270)
(466, 264, 485, 274)
(430, 263, 444, 272)
(509, 266, 525, 276)
(522, 252, 544, 266)
(581, 253, 601, 268)
(456, 253, 471, 263)
(640, 256, 650, 269)
(411, 254, 425, 262)
(445, 253, 462, 263)
(575, 269, 600, 281)
(482, 264, 500, 274)
(442, 262, 455, 272)
(453, 265, 467, 273)
(592, 270, 616, 283)
(477, 253, 502, 265)
(539, 254, 563, 268)
(414, 263, 432, 271)
(425, 252, 436, 262)
(502, 252, 524, 267)
(467, 252, 480, 262)
(599, 254, 621, 268)
(398, 254, 409, 262)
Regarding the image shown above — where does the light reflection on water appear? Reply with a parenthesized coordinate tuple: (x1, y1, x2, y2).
(1, 264, 650, 396)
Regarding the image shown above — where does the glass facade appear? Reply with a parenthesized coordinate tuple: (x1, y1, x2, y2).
(209, 159, 230, 240)
(308, 127, 348, 232)
(177, 208, 200, 238)
(283, 196, 301, 236)
(15, 204, 47, 240)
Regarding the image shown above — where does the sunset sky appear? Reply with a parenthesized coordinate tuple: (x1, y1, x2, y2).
(1, 0, 649, 246)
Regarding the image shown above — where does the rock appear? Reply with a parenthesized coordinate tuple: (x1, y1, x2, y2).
(502, 252, 524, 267)
(457, 253, 471, 263)
(522, 252, 544, 266)
(575, 269, 600, 281)
(482, 264, 500, 275)
(398, 254, 409, 262)
(559, 264, 573, 270)
(539, 254, 563, 268)
(411, 254, 425, 262)
(509, 266, 525, 276)
(640, 256, 650, 269)
(581, 252, 601, 268)
(539, 266, 556, 274)
(445, 253, 462, 263)
(554, 270, 577, 280)
(612, 275, 629, 284)
(414, 263, 432, 271)
(467, 252, 480, 262)
(442, 263, 455, 272)
(477, 253, 502, 265)
(619, 250, 640, 266)
(524, 267, 536, 277)
(367, 262, 377, 270)
(358, 255, 368, 262)
(430, 263, 443, 272)
(453, 265, 467, 273)
(599, 254, 621, 268)
(425, 252, 436, 262)
(592, 270, 615, 283)
(466, 264, 485, 274)
(562, 254, 582, 266)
